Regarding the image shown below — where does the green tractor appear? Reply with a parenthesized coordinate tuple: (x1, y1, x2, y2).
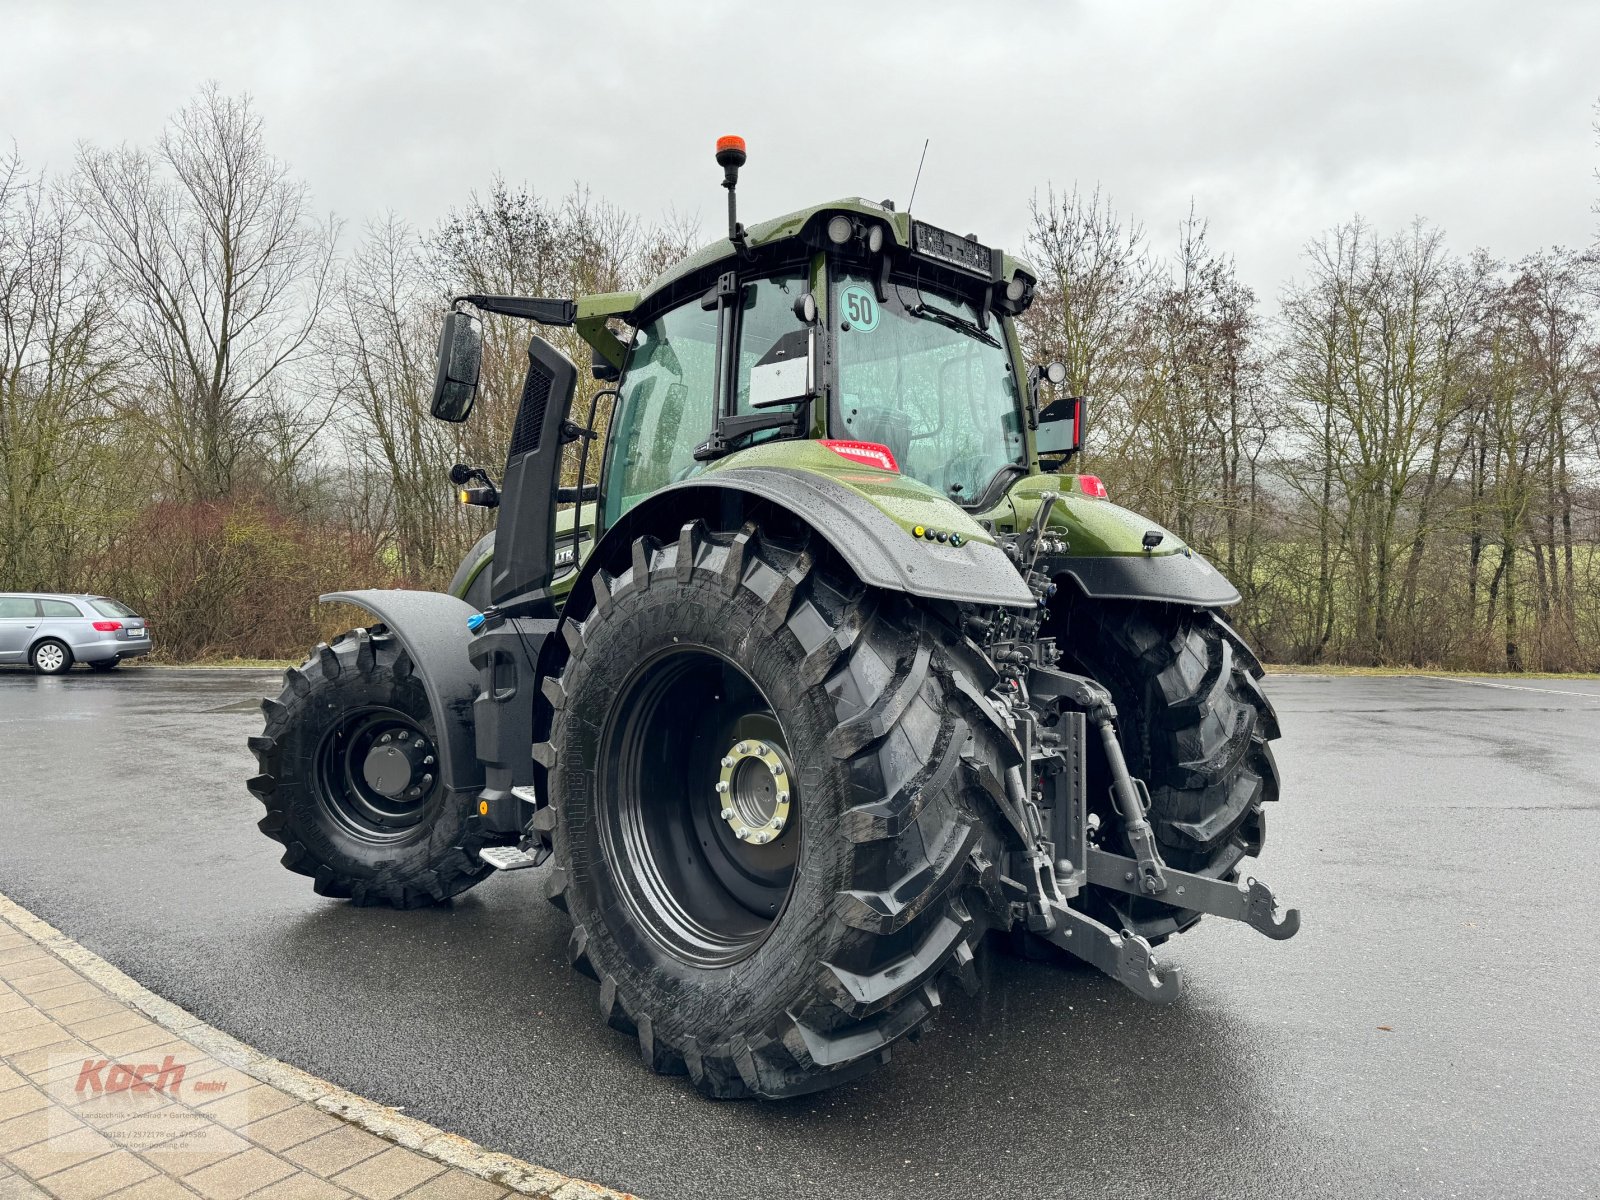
(249, 138, 1297, 1099)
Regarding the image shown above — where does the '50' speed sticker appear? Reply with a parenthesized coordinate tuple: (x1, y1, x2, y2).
(839, 284, 879, 332)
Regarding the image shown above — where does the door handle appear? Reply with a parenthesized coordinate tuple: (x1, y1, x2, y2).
(24, 623, 37, 629)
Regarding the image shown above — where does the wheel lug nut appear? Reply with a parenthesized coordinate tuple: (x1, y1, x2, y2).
(736, 742, 749, 754)
(734, 828, 749, 841)
(423, 755, 435, 765)
(397, 730, 409, 741)
(776, 791, 788, 804)
(721, 757, 733, 768)
(770, 819, 781, 830)
(756, 832, 771, 844)
(379, 734, 391, 744)
(716, 780, 730, 793)
(772, 762, 784, 775)
(720, 807, 735, 819)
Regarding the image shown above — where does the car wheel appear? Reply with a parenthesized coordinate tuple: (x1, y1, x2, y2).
(31, 640, 73, 675)
(89, 656, 122, 672)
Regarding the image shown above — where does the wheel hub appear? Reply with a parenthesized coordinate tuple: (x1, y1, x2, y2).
(715, 738, 792, 844)
(361, 729, 433, 800)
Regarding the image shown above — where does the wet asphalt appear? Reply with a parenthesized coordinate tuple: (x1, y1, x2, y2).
(0, 665, 1596, 1199)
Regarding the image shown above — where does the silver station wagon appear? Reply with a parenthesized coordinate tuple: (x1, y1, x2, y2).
(0, 593, 152, 674)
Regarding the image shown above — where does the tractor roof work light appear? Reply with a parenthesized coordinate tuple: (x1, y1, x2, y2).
(996, 268, 1036, 315)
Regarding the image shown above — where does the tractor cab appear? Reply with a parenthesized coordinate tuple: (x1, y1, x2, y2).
(431, 139, 1083, 615)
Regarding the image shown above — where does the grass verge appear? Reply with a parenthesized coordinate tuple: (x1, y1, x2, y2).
(1263, 663, 1600, 680)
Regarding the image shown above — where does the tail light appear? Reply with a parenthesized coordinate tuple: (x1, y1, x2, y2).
(1078, 475, 1109, 500)
(820, 440, 899, 472)
(92, 620, 122, 632)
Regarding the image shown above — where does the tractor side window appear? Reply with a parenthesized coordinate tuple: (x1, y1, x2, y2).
(602, 300, 719, 527)
(734, 272, 808, 433)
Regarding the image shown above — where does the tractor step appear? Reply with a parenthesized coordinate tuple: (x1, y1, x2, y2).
(478, 845, 543, 872)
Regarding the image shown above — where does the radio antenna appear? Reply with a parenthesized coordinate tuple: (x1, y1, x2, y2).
(906, 138, 929, 214)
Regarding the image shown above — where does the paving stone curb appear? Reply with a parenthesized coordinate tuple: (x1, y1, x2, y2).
(0, 890, 634, 1199)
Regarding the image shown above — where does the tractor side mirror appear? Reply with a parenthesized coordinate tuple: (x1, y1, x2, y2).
(1036, 394, 1084, 458)
(430, 311, 483, 422)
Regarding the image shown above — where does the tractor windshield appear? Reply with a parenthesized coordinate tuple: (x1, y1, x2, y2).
(832, 270, 1024, 502)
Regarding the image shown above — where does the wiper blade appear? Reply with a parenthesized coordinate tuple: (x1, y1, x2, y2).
(906, 300, 1000, 348)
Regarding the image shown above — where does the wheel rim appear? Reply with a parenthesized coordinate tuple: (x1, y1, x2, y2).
(598, 647, 800, 968)
(313, 706, 440, 842)
(36, 645, 65, 672)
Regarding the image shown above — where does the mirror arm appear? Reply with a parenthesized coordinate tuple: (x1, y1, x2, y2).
(455, 295, 577, 326)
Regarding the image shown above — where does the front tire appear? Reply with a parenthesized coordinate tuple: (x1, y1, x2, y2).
(542, 520, 1004, 1098)
(1060, 600, 1281, 942)
(248, 625, 496, 908)
(31, 640, 72, 675)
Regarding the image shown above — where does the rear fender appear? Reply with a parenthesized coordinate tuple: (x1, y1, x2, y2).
(569, 464, 1036, 618)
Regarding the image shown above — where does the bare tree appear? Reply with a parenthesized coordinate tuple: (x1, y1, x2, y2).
(0, 150, 122, 587)
(326, 216, 478, 582)
(75, 84, 337, 501)
(1021, 185, 1153, 467)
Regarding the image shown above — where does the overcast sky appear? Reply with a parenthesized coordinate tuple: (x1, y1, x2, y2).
(4, 0, 1596, 299)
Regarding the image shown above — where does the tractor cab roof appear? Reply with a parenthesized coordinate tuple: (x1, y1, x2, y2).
(631, 196, 1040, 326)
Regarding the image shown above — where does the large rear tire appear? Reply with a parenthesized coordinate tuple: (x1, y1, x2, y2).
(1059, 599, 1281, 942)
(248, 626, 496, 908)
(541, 519, 1008, 1098)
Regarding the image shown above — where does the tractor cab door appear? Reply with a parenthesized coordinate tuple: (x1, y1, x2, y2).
(598, 270, 811, 532)
(599, 298, 721, 532)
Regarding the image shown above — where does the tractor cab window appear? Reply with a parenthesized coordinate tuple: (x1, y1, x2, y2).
(832, 271, 1024, 504)
(601, 299, 719, 527)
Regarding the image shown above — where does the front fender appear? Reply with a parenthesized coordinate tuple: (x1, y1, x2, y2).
(321, 589, 483, 797)
(996, 474, 1241, 607)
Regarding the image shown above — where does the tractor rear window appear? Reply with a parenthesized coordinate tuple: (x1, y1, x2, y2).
(832, 272, 1023, 503)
